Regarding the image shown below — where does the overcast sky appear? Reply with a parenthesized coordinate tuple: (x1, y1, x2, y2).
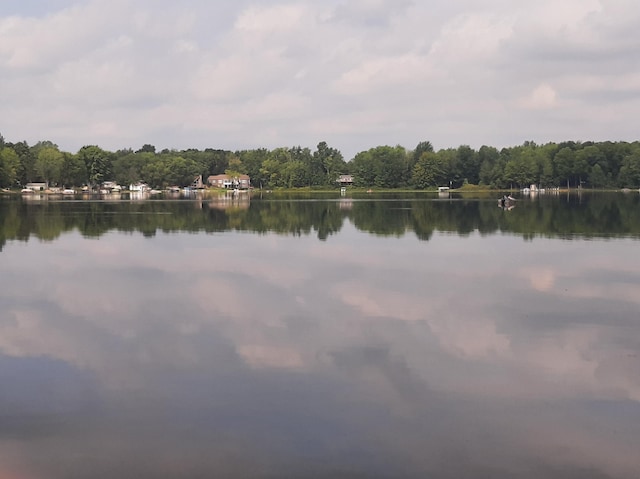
(1, 0, 639, 159)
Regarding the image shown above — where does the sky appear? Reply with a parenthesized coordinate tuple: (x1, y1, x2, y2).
(1, 0, 640, 160)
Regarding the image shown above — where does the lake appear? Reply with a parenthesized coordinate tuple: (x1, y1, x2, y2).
(1, 191, 639, 478)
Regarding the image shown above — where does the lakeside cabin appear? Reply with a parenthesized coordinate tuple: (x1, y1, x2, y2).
(337, 175, 353, 186)
(26, 182, 47, 192)
(207, 174, 251, 189)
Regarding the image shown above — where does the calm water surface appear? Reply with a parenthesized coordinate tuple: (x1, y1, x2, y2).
(1, 192, 639, 478)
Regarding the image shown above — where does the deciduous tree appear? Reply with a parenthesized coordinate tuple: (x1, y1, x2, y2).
(35, 147, 64, 186)
(0, 147, 20, 187)
(77, 145, 113, 187)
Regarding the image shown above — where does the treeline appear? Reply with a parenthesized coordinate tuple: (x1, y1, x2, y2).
(2, 133, 640, 189)
(352, 140, 640, 189)
(0, 135, 348, 189)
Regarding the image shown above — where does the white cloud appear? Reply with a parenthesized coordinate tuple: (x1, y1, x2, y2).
(518, 83, 558, 110)
(234, 3, 309, 33)
(332, 53, 436, 95)
(428, 13, 514, 67)
(2, 0, 640, 156)
(329, 0, 413, 27)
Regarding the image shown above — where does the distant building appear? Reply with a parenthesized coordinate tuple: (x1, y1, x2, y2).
(192, 175, 204, 189)
(337, 175, 353, 186)
(207, 174, 233, 188)
(129, 182, 149, 192)
(236, 174, 250, 189)
(26, 182, 47, 191)
(207, 174, 251, 189)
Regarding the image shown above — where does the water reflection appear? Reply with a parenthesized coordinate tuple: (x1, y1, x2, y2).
(2, 192, 640, 248)
(0, 194, 638, 478)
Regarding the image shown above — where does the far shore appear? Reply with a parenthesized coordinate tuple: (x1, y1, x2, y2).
(2, 185, 637, 196)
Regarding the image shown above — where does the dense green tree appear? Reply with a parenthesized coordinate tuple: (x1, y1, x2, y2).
(539, 156, 554, 187)
(11, 141, 37, 185)
(282, 160, 307, 187)
(437, 148, 461, 187)
(77, 145, 113, 187)
(165, 156, 200, 186)
(314, 141, 346, 186)
(113, 152, 147, 186)
(488, 151, 509, 188)
(35, 147, 64, 186)
(409, 140, 435, 175)
(456, 145, 480, 185)
(413, 141, 434, 159)
(0, 147, 20, 187)
(260, 148, 292, 188)
(59, 152, 87, 187)
(573, 149, 590, 187)
(478, 145, 500, 186)
(141, 154, 169, 187)
(238, 148, 269, 188)
(503, 147, 538, 188)
(136, 144, 156, 154)
(192, 148, 232, 177)
(288, 146, 314, 187)
(577, 145, 605, 172)
(411, 151, 449, 188)
(351, 145, 407, 188)
(31, 140, 59, 157)
(351, 150, 375, 187)
(617, 153, 640, 187)
(374, 146, 407, 188)
(553, 147, 575, 188)
(598, 141, 628, 180)
(259, 159, 280, 187)
(590, 164, 607, 188)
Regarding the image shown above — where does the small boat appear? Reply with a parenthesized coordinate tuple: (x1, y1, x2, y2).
(62, 189, 75, 195)
(21, 188, 35, 194)
(498, 195, 516, 207)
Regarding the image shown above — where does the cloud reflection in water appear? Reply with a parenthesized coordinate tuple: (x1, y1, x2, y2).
(0, 225, 639, 478)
